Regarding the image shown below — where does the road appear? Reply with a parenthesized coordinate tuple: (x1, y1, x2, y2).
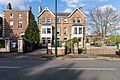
(0, 59, 120, 80)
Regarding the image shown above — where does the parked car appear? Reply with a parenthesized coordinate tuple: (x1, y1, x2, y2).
(104, 44, 116, 46)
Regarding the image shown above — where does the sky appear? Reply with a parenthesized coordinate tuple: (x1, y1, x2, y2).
(0, 0, 120, 21)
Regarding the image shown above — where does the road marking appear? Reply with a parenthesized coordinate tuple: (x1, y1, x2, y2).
(0, 66, 21, 69)
(58, 68, 117, 71)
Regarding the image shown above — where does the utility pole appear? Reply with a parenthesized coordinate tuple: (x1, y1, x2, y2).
(55, 0, 57, 57)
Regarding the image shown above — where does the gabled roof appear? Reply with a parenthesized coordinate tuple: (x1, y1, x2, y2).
(68, 8, 86, 18)
(37, 7, 55, 17)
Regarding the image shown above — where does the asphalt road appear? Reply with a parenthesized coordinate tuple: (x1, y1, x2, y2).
(0, 59, 120, 80)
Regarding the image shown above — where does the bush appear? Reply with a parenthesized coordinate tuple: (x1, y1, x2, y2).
(0, 40, 5, 48)
(94, 43, 101, 47)
(78, 48, 83, 54)
(11, 48, 18, 52)
(65, 40, 71, 54)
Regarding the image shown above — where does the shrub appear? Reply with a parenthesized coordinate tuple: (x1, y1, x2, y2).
(78, 48, 83, 54)
(0, 40, 5, 48)
(94, 43, 101, 47)
(25, 19, 40, 48)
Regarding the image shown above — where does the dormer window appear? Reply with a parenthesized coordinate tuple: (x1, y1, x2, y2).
(9, 13, 13, 18)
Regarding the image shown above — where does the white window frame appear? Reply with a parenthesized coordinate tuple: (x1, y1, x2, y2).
(57, 18, 60, 23)
(9, 13, 13, 18)
(18, 14, 22, 19)
(19, 32, 24, 37)
(57, 28, 60, 34)
(42, 18, 46, 24)
(10, 21, 13, 29)
(47, 18, 51, 23)
(77, 18, 81, 23)
(64, 28, 67, 34)
(18, 21, 23, 29)
(42, 28, 46, 34)
(63, 18, 68, 23)
(47, 27, 51, 34)
(74, 27, 77, 34)
(79, 27, 82, 34)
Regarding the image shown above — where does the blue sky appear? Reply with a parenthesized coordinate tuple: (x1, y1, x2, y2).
(0, 0, 120, 21)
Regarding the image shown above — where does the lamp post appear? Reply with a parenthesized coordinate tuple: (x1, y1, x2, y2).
(55, 0, 57, 57)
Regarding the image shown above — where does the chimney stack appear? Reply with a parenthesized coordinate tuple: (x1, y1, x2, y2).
(79, 7, 83, 11)
(38, 5, 42, 13)
(7, 3, 12, 10)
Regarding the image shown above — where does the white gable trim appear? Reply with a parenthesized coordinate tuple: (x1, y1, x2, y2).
(68, 8, 86, 18)
(37, 7, 55, 17)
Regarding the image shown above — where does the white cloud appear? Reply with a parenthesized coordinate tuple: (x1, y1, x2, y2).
(0, 0, 33, 9)
(0, 14, 2, 17)
(95, 0, 109, 2)
(64, 8, 72, 13)
(85, 11, 90, 15)
(96, 5, 116, 11)
(62, 0, 85, 8)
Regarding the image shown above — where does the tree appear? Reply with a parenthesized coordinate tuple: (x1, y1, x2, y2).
(104, 35, 120, 44)
(25, 19, 40, 46)
(87, 5, 120, 39)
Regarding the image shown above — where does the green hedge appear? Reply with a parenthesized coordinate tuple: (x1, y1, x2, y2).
(78, 48, 83, 54)
(0, 39, 5, 48)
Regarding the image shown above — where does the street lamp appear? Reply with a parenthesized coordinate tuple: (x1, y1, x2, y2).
(55, 0, 57, 57)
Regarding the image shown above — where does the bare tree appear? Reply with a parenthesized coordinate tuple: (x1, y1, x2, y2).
(87, 5, 120, 39)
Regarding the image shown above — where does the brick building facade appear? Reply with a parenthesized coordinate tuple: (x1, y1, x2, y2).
(3, 3, 34, 44)
(38, 7, 86, 47)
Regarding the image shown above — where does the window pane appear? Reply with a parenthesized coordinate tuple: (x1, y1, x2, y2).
(9, 32, 13, 39)
(18, 14, 22, 18)
(64, 19, 68, 23)
(64, 38, 67, 40)
(18, 21, 23, 29)
(57, 18, 60, 23)
(48, 40, 51, 43)
(77, 18, 80, 23)
(10, 13, 13, 18)
(43, 40, 46, 44)
(47, 28, 51, 34)
(78, 38, 81, 42)
(10, 21, 13, 29)
(57, 28, 60, 34)
(42, 28, 46, 34)
(64, 28, 67, 34)
(73, 18, 75, 23)
(74, 27, 77, 34)
(42, 18, 46, 23)
(79, 28, 82, 34)
(47, 18, 51, 23)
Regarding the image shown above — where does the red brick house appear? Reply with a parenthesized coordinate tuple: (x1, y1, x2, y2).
(38, 7, 86, 47)
(3, 3, 34, 45)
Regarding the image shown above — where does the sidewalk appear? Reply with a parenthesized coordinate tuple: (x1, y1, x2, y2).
(0, 49, 120, 60)
(56, 53, 120, 61)
(0, 48, 52, 60)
